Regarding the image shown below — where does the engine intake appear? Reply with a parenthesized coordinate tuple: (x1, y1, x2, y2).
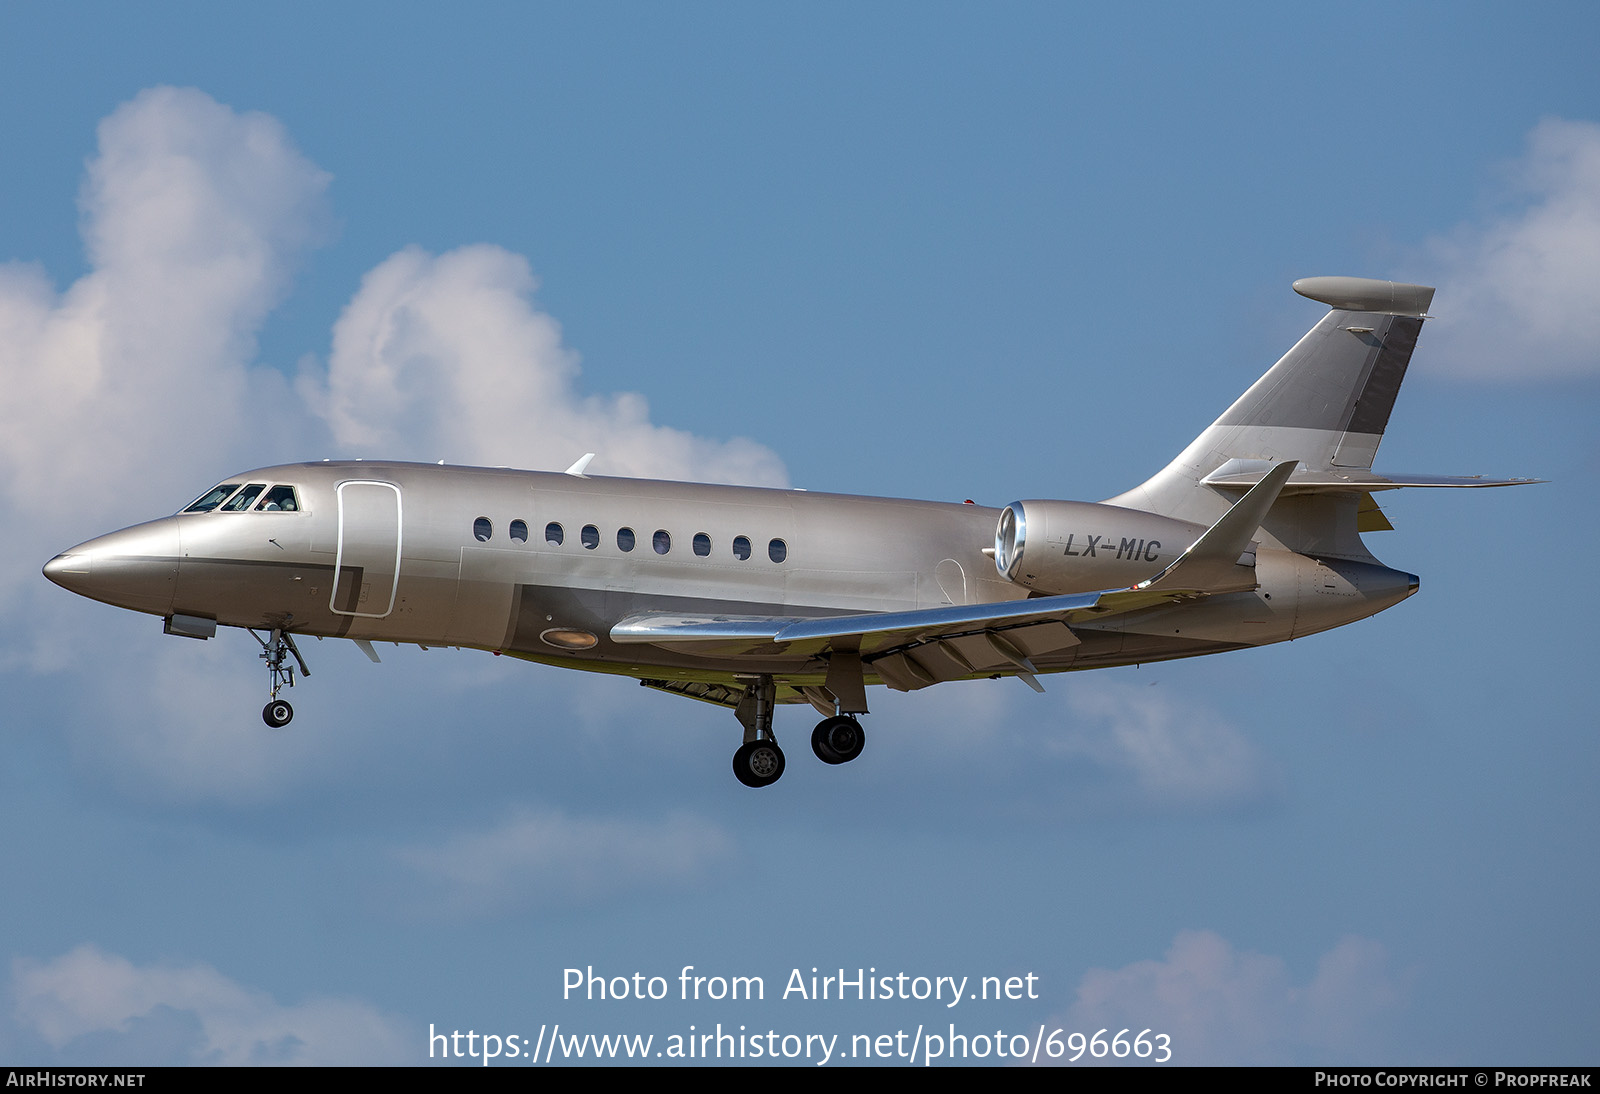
(994, 500, 1204, 595)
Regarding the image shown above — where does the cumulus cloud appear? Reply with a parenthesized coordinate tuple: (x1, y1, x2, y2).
(1051, 679, 1276, 809)
(1047, 930, 1407, 1065)
(10, 945, 411, 1065)
(396, 807, 735, 915)
(0, 86, 328, 614)
(3, 87, 792, 800)
(299, 243, 789, 485)
(1419, 117, 1600, 379)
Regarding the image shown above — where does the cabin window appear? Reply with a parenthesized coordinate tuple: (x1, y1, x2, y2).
(509, 519, 528, 543)
(768, 538, 787, 563)
(733, 536, 752, 561)
(653, 530, 671, 555)
(581, 524, 600, 550)
(255, 485, 299, 512)
(693, 532, 711, 557)
(473, 517, 492, 542)
(184, 484, 242, 513)
(617, 527, 636, 552)
(221, 484, 266, 512)
(546, 522, 564, 546)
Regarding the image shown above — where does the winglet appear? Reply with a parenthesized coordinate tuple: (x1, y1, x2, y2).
(565, 453, 597, 478)
(1138, 460, 1298, 593)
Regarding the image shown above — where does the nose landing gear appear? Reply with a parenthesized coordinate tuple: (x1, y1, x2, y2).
(250, 628, 310, 727)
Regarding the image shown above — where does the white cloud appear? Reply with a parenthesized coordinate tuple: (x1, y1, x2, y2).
(1419, 117, 1600, 380)
(3, 87, 792, 801)
(11, 945, 412, 1065)
(1052, 678, 1275, 808)
(0, 87, 328, 624)
(396, 807, 735, 915)
(0, 86, 328, 534)
(300, 243, 789, 485)
(1046, 930, 1407, 1065)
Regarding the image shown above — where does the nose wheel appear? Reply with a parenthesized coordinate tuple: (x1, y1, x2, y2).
(250, 627, 310, 727)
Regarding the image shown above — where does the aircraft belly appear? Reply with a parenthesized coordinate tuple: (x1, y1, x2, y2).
(1100, 593, 1293, 646)
(1071, 632, 1244, 668)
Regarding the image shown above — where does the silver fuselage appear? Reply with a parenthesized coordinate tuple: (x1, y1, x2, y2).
(44, 460, 1415, 694)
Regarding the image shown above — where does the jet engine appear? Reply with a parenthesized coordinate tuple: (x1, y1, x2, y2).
(993, 500, 1205, 595)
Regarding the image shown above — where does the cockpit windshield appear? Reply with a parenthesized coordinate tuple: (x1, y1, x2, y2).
(183, 484, 242, 513)
(220, 484, 267, 511)
(256, 485, 299, 511)
(181, 482, 302, 514)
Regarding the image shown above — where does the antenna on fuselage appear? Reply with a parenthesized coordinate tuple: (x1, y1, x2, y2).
(565, 452, 597, 478)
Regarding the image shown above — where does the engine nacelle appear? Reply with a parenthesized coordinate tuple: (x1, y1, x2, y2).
(994, 500, 1206, 595)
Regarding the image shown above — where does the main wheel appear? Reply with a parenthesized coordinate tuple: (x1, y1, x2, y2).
(262, 699, 294, 728)
(733, 740, 786, 787)
(811, 716, 865, 764)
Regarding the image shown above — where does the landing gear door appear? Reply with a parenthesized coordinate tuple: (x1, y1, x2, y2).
(331, 480, 402, 618)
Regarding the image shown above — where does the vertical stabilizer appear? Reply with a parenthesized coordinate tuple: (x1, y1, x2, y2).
(1104, 277, 1434, 555)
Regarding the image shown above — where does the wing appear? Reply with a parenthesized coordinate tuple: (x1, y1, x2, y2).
(614, 462, 1302, 694)
(614, 584, 1190, 693)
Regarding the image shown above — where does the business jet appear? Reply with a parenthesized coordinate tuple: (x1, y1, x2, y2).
(43, 277, 1535, 787)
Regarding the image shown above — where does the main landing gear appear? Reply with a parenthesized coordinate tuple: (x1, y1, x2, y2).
(732, 677, 783, 788)
(250, 627, 309, 728)
(811, 715, 865, 765)
(730, 676, 867, 787)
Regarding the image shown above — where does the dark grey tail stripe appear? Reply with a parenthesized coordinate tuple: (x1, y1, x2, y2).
(1346, 316, 1419, 435)
(1216, 311, 1423, 434)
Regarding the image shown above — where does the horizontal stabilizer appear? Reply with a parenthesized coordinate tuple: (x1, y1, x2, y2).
(1202, 459, 1543, 493)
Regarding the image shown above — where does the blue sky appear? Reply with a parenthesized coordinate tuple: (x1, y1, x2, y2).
(1, 2, 1595, 1065)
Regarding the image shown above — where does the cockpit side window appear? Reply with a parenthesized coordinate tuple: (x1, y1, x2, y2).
(183, 484, 242, 513)
(220, 484, 267, 511)
(255, 485, 300, 512)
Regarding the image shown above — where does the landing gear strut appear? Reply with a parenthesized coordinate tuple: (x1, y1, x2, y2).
(732, 676, 784, 788)
(811, 714, 866, 765)
(250, 627, 310, 728)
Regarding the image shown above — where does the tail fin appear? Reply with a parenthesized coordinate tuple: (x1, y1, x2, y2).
(1105, 277, 1434, 556)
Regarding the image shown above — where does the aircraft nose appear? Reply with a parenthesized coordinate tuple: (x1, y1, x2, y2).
(43, 518, 181, 616)
(42, 551, 92, 592)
